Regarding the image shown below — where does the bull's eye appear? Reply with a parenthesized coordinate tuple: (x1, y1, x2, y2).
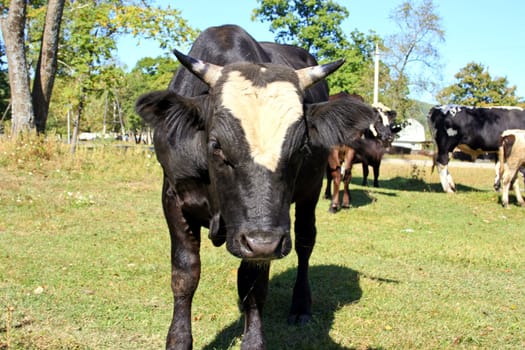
(209, 138, 235, 168)
(209, 138, 222, 156)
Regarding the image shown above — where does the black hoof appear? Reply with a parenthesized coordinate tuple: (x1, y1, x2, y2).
(287, 313, 312, 325)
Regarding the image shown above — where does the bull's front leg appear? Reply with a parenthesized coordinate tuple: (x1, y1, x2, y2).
(163, 182, 201, 350)
(341, 166, 352, 208)
(237, 261, 270, 350)
(329, 166, 341, 213)
(324, 166, 333, 199)
(341, 147, 356, 208)
(513, 177, 524, 206)
(288, 199, 317, 324)
(361, 163, 369, 186)
(372, 162, 380, 187)
(438, 162, 456, 193)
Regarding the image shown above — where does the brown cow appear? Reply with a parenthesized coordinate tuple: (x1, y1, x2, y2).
(496, 129, 525, 207)
(325, 93, 397, 212)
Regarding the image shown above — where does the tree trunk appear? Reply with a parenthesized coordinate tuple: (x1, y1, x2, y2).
(1, 0, 34, 136)
(32, 0, 66, 134)
(70, 94, 85, 154)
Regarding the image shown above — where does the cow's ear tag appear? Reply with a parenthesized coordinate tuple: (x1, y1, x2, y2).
(173, 49, 223, 87)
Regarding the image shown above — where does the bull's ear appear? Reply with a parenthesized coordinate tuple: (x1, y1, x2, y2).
(304, 98, 376, 149)
(135, 90, 206, 140)
(173, 49, 223, 87)
(295, 60, 344, 90)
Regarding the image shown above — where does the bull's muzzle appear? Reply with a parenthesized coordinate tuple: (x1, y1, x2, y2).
(231, 231, 292, 260)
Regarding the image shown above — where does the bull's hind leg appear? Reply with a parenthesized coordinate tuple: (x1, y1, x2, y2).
(513, 175, 524, 206)
(501, 172, 513, 208)
(237, 261, 270, 350)
(163, 180, 201, 350)
(289, 198, 317, 324)
(341, 166, 352, 209)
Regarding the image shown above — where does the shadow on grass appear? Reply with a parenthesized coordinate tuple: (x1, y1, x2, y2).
(352, 176, 486, 193)
(203, 264, 379, 350)
(322, 187, 397, 211)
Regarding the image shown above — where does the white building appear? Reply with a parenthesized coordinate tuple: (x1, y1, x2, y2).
(391, 118, 426, 151)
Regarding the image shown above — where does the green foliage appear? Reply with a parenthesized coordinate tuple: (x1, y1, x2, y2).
(252, 0, 350, 60)
(14, 0, 197, 135)
(123, 56, 178, 135)
(327, 30, 381, 99)
(437, 62, 524, 106)
(252, 0, 386, 102)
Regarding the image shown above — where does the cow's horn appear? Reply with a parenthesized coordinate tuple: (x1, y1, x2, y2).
(296, 59, 345, 90)
(173, 49, 223, 87)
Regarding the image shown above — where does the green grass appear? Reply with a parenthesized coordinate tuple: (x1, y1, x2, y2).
(1, 139, 524, 349)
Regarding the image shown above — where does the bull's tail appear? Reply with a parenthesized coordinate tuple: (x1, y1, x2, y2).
(498, 141, 505, 181)
(498, 134, 516, 178)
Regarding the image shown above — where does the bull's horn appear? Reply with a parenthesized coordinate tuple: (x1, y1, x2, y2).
(173, 49, 223, 87)
(296, 59, 345, 90)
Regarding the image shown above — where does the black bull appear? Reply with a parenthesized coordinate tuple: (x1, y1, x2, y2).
(135, 25, 376, 350)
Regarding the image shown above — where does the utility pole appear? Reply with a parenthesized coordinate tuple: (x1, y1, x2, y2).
(373, 42, 380, 105)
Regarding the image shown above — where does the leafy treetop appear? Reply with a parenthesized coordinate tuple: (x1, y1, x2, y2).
(437, 62, 523, 107)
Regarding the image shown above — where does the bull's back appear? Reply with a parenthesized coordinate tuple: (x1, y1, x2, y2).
(169, 25, 272, 97)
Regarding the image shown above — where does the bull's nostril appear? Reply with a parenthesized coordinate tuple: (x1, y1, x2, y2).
(276, 235, 287, 257)
(239, 233, 288, 259)
(240, 234, 253, 253)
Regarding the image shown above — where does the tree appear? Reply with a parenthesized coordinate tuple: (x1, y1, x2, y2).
(1, 0, 36, 136)
(252, 0, 381, 100)
(252, 0, 350, 60)
(0, 26, 10, 128)
(31, 0, 65, 134)
(0, 0, 196, 139)
(437, 62, 523, 106)
(121, 56, 177, 143)
(383, 0, 444, 116)
(327, 30, 387, 100)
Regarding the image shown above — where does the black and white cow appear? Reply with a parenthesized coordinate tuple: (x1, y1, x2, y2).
(135, 25, 376, 350)
(427, 105, 525, 192)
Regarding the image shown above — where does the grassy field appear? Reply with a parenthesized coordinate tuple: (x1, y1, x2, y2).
(1, 139, 524, 349)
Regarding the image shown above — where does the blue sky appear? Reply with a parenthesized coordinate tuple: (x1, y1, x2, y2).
(117, 0, 525, 104)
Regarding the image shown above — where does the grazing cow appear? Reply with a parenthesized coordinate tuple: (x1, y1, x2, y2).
(135, 25, 376, 350)
(325, 93, 397, 212)
(495, 129, 525, 207)
(427, 105, 525, 193)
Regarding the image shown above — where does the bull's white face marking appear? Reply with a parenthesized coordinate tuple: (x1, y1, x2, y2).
(372, 103, 390, 126)
(446, 128, 458, 136)
(220, 70, 303, 171)
(377, 109, 389, 126)
(369, 124, 378, 137)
